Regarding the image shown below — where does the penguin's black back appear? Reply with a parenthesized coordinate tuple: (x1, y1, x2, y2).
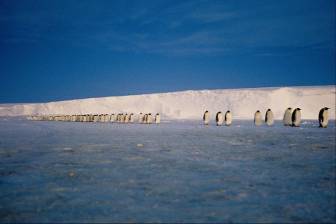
(319, 108, 324, 122)
(291, 109, 297, 122)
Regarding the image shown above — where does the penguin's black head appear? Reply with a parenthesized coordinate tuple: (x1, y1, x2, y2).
(325, 107, 330, 110)
(256, 110, 260, 112)
(205, 110, 208, 113)
(267, 109, 271, 111)
(227, 110, 230, 113)
(297, 108, 301, 110)
(149, 113, 152, 115)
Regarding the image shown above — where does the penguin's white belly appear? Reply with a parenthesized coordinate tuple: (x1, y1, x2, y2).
(293, 112, 301, 127)
(283, 111, 292, 126)
(254, 113, 262, 126)
(320, 111, 329, 127)
(216, 114, 224, 125)
(265, 112, 274, 126)
(155, 115, 161, 124)
(225, 113, 232, 126)
(204, 114, 210, 125)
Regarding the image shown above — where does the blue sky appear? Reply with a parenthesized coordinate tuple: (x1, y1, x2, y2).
(0, 0, 335, 103)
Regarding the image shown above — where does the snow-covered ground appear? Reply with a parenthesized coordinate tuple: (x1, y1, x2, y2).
(0, 85, 335, 120)
(0, 117, 335, 222)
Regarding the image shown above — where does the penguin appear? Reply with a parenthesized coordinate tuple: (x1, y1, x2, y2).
(155, 113, 161, 124)
(89, 114, 94, 122)
(319, 107, 330, 128)
(265, 109, 274, 126)
(139, 113, 143, 123)
(215, 111, 224, 126)
(129, 113, 134, 123)
(254, 110, 262, 126)
(143, 114, 148, 124)
(105, 114, 110, 122)
(124, 113, 129, 123)
(203, 110, 210, 125)
(291, 108, 301, 127)
(93, 114, 99, 122)
(147, 113, 153, 124)
(110, 114, 115, 122)
(225, 110, 232, 126)
(283, 107, 292, 126)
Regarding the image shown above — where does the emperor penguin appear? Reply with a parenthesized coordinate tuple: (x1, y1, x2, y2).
(155, 113, 161, 124)
(147, 113, 153, 124)
(143, 114, 148, 124)
(291, 108, 301, 127)
(93, 114, 99, 122)
(110, 114, 115, 122)
(283, 107, 292, 126)
(119, 113, 123, 122)
(124, 113, 129, 123)
(254, 110, 262, 126)
(139, 113, 143, 123)
(129, 113, 134, 123)
(105, 114, 110, 122)
(265, 109, 274, 126)
(225, 110, 232, 126)
(203, 110, 210, 125)
(319, 107, 330, 128)
(215, 111, 224, 126)
(89, 114, 94, 122)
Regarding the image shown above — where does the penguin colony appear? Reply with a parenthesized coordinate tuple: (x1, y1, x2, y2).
(27, 107, 330, 128)
(203, 107, 331, 128)
(28, 113, 161, 124)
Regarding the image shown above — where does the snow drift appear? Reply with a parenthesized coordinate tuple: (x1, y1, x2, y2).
(0, 86, 335, 120)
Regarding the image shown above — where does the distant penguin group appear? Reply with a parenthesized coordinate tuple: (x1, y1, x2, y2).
(29, 112, 161, 124)
(204, 110, 232, 126)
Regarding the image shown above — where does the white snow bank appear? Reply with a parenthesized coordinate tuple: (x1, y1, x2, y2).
(0, 86, 335, 120)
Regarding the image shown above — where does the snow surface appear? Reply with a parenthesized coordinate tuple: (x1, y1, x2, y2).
(0, 117, 335, 222)
(0, 86, 335, 120)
